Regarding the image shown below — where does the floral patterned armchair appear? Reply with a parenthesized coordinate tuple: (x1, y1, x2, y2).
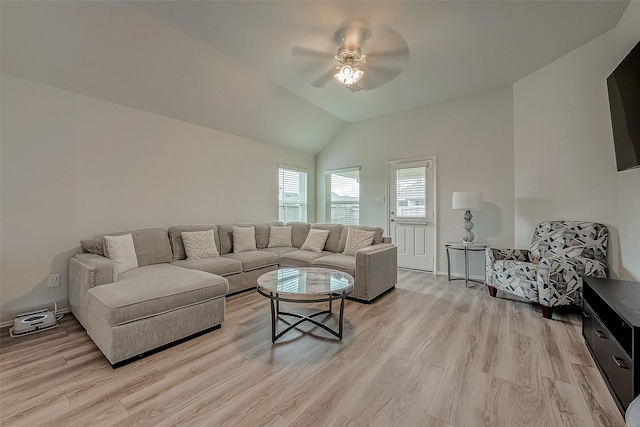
(485, 221, 608, 318)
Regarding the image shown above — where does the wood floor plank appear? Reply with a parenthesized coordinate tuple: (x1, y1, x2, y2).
(531, 315, 578, 385)
(507, 333, 552, 426)
(0, 269, 623, 427)
(542, 376, 596, 427)
(464, 371, 509, 427)
(571, 363, 625, 426)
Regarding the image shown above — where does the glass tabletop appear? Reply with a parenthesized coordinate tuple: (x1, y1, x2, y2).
(257, 267, 354, 296)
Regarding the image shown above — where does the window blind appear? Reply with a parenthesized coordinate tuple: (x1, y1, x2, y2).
(328, 169, 359, 225)
(395, 166, 426, 218)
(278, 167, 307, 222)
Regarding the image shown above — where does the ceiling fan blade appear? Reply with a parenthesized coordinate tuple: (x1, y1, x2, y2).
(359, 64, 403, 90)
(364, 48, 410, 63)
(345, 83, 364, 92)
(292, 46, 335, 60)
(310, 67, 337, 88)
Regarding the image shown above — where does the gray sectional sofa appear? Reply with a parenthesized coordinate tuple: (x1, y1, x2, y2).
(69, 222, 397, 365)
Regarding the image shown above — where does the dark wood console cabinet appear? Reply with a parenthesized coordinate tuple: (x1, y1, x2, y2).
(582, 277, 640, 414)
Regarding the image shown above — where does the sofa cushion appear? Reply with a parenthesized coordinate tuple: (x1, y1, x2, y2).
(260, 247, 298, 256)
(222, 251, 279, 272)
(279, 250, 334, 267)
(88, 264, 228, 326)
(171, 257, 242, 277)
(337, 225, 384, 252)
(81, 228, 173, 267)
(310, 224, 343, 253)
(286, 222, 311, 248)
(104, 234, 138, 276)
(342, 229, 376, 256)
(168, 225, 220, 261)
(312, 254, 356, 276)
(181, 229, 219, 260)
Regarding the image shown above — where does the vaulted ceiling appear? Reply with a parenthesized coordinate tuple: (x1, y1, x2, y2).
(1, 1, 629, 154)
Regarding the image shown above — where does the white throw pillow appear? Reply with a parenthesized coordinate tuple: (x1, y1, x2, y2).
(104, 234, 138, 276)
(267, 226, 293, 248)
(233, 226, 257, 253)
(181, 229, 219, 260)
(343, 228, 376, 256)
(301, 229, 330, 253)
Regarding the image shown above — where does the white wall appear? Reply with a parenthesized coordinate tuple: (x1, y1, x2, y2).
(513, 1, 640, 280)
(614, 1, 640, 281)
(0, 74, 315, 323)
(316, 86, 515, 277)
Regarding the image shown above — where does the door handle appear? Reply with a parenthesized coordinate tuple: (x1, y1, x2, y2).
(612, 355, 628, 369)
(390, 219, 395, 222)
(595, 330, 607, 339)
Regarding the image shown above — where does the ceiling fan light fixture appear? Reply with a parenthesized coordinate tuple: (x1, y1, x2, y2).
(334, 64, 364, 85)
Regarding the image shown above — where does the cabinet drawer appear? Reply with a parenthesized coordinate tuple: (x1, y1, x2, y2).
(609, 340, 634, 409)
(583, 302, 595, 347)
(591, 314, 611, 374)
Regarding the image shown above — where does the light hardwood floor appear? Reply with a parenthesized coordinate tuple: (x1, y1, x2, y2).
(0, 270, 625, 426)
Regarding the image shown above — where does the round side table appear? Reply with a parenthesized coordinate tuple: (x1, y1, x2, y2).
(445, 242, 489, 287)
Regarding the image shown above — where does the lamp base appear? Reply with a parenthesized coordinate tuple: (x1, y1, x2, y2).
(462, 210, 476, 243)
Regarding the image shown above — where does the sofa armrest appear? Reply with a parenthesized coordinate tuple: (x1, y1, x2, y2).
(536, 256, 607, 308)
(68, 253, 115, 328)
(354, 243, 397, 301)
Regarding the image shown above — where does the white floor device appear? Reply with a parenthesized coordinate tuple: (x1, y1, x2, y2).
(9, 309, 59, 337)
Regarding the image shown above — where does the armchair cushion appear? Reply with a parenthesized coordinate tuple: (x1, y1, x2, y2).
(490, 260, 539, 301)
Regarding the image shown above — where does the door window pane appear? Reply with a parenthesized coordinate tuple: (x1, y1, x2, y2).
(395, 167, 426, 217)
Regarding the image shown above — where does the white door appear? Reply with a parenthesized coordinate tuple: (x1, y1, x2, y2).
(387, 158, 436, 271)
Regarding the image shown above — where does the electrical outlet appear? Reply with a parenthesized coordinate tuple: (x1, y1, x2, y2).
(48, 274, 60, 288)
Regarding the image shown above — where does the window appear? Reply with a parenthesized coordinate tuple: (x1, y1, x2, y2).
(395, 166, 426, 218)
(278, 167, 307, 222)
(326, 168, 360, 225)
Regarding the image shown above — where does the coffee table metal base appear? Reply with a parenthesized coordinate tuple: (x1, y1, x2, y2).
(256, 288, 349, 343)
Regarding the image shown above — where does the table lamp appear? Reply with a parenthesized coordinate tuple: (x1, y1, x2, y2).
(452, 191, 483, 243)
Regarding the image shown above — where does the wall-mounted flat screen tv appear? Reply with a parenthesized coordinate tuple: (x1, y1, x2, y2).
(607, 41, 640, 171)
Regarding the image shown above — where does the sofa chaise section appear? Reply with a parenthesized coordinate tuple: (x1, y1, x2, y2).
(69, 227, 228, 366)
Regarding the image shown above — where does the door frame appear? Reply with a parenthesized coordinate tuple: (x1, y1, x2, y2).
(386, 155, 437, 271)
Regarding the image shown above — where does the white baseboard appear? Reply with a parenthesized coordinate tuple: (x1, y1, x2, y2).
(1, 308, 71, 329)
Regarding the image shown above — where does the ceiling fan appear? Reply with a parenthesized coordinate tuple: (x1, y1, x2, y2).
(292, 21, 410, 92)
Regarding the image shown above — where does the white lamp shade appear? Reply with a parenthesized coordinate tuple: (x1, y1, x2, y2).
(452, 191, 484, 210)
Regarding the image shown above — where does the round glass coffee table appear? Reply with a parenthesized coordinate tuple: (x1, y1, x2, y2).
(257, 267, 354, 343)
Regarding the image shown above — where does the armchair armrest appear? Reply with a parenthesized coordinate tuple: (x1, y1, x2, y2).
(537, 256, 607, 308)
(486, 248, 532, 286)
(354, 243, 397, 301)
(68, 253, 115, 328)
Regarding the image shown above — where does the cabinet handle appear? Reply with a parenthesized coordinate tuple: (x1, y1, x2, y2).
(612, 356, 629, 369)
(595, 330, 607, 339)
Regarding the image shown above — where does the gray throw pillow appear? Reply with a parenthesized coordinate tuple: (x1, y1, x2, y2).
(268, 226, 293, 248)
(181, 229, 219, 260)
(233, 226, 257, 253)
(104, 234, 138, 276)
(301, 229, 330, 252)
(343, 228, 376, 256)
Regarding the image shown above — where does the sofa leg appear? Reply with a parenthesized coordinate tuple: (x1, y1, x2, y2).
(487, 286, 497, 297)
(540, 305, 554, 319)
